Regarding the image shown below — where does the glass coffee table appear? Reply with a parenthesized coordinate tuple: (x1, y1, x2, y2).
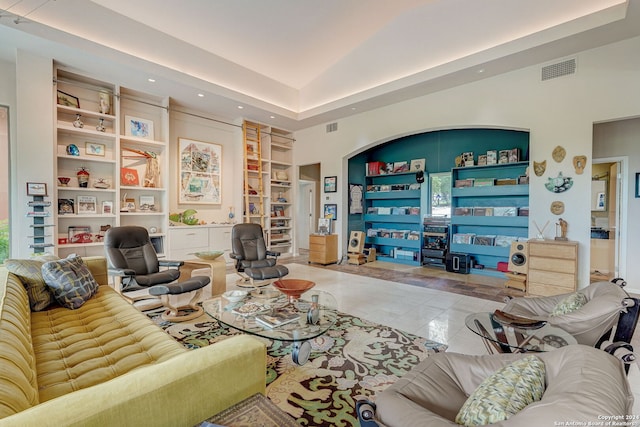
(465, 312, 577, 353)
(203, 289, 338, 365)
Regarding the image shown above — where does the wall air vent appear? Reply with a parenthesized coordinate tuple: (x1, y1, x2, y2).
(541, 58, 577, 81)
(326, 122, 338, 133)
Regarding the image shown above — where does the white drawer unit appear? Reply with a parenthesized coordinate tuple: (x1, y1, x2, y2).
(168, 225, 233, 263)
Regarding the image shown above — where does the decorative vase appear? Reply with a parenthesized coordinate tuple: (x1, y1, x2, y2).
(98, 92, 110, 115)
(77, 167, 90, 188)
(73, 114, 84, 128)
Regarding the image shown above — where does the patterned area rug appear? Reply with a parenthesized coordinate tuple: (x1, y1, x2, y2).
(148, 310, 446, 427)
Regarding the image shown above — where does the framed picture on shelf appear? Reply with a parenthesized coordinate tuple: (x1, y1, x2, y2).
(26, 182, 47, 196)
(123, 198, 136, 212)
(85, 142, 106, 156)
(56, 90, 79, 108)
(178, 138, 222, 204)
(101, 201, 113, 214)
(58, 198, 75, 215)
(410, 158, 426, 171)
(323, 203, 337, 220)
(120, 167, 140, 186)
(77, 195, 97, 214)
(139, 195, 156, 211)
(124, 115, 154, 139)
(324, 176, 337, 193)
(68, 226, 92, 244)
(318, 218, 332, 234)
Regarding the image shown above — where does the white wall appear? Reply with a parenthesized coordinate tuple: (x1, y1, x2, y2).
(293, 35, 640, 292)
(0, 58, 17, 253)
(168, 109, 244, 224)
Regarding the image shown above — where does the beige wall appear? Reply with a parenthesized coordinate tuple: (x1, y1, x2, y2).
(293, 35, 640, 292)
(2, 35, 640, 290)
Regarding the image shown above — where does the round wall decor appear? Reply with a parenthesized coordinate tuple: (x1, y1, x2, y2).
(552, 146, 566, 163)
(550, 201, 565, 215)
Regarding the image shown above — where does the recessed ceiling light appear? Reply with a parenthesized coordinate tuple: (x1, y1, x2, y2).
(477, 69, 485, 73)
(237, 105, 244, 109)
(351, 107, 357, 110)
(147, 78, 156, 83)
(197, 93, 204, 97)
(270, 115, 275, 119)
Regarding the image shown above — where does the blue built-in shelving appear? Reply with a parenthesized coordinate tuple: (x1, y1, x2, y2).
(450, 162, 529, 277)
(364, 171, 425, 266)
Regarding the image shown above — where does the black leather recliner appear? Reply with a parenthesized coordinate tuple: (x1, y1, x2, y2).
(104, 225, 210, 321)
(230, 223, 289, 285)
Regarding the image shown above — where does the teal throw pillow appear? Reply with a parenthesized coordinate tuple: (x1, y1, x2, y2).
(550, 292, 587, 316)
(41, 256, 99, 309)
(5, 255, 60, 311)
(455, 355, 546, 426)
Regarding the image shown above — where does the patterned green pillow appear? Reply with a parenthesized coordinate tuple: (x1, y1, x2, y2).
(5, 255, 60, 311)
(550, 292, 587, 316)
(41, 256, 99, 309)
(455, 355, 545, 426)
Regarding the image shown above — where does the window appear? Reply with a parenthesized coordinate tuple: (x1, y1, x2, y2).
(0, 106, 9, 262)
(429, 172, 451, 217)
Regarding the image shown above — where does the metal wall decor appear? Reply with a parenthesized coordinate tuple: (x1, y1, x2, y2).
(552, 146, 566, 163)
(533, 160, 546, 177)
(573, 155, 587, 174)
(545, 172, 573, 193)
(550, 201, 565, 215)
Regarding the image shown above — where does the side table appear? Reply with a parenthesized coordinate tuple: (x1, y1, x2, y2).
(178, 257, 227, 298)
(308, 234, 338, 265)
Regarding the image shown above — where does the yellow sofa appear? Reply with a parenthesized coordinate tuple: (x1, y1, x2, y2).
(0, 256, 266, 426)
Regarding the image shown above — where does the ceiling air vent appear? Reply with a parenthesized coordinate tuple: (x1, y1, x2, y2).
(326, 122, 338, 133)
(541, 58, 577, 81)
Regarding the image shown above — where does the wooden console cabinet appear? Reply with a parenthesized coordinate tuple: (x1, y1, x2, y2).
(308, 234, 338, 265)
(527, 240, 578, 296)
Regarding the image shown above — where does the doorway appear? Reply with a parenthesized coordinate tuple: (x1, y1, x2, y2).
(297, 163, 321, 251)
(590, 158, 626, 282)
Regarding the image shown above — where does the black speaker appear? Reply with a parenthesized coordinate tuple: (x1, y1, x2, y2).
(348, 231, 365, 253)
(508, 242, 529, 274)
(445, 252, 471, 274)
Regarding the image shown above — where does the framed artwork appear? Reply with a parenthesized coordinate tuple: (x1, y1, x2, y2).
(122, 198, 136, 212)
(86, 142, 105, 156)
(318, 218, 332, 234)
(124, 115, 154, 139)
(26, 182, 47, 196)
(179, 137, 222, 204)
(410, 158, 426, 171)
(324, 203, 337, 220)
(77, 195, 97, 214)
(68, 226, 92, 244)
(101, 201, 113, 214)
(349, 184, 363, 214)
(324, 176, 337, 193)
(56, 90, 79, 108)
(120, 167, 140, 186)
(58, 198, 75, 215)
(139, 195, 156, 211)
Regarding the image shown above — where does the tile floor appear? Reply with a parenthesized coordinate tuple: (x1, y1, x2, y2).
(227, 259, 640, 415)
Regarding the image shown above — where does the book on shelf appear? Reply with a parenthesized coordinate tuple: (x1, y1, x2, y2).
(473, 235, 497, 246)
(255, 310, 301, 329)
(452, 233, 475, 244)
(474, 178, 495, 187)
(472, 207, 494, 216)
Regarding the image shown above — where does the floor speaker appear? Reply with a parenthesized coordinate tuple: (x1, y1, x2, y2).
(508, 242, 529, 274)
(348, 231, 365, 254)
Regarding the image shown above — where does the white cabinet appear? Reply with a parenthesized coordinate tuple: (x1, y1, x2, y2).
(168, 225, 233, 263)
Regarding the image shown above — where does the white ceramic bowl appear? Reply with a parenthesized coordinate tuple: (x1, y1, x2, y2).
(223, 290, 248, 303)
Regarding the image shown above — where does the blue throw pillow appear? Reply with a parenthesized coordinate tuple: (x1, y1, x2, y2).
(42, 256, 99, 309)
